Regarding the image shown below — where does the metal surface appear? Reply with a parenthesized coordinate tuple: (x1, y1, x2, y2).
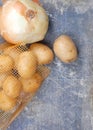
(0, 0, 93, 130)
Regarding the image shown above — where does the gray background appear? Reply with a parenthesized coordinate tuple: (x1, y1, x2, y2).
(0, 0, 93, 130)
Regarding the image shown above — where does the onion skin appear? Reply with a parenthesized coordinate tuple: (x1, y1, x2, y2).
(1, 0, 7, 4)
(32, 0, 40, 4)
(0, 0, 49, 45)
(2, 0, 40, 4)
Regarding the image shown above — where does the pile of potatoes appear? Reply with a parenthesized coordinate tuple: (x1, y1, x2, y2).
(0, 42, 54, 111)
(0, 34, 78, 112)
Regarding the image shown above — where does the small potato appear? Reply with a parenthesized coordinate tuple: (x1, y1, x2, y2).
(3, 45, 23, 68)
(0, 54, 14, 73)
(0, 42, 11, 51)
(0, 72, 11, 88)
(0, 91, 17, 111)
(53, 35, 78, 63)
(17, 51, 37, 79)
(20, 72, 43, 93)
(3, 75, 22, 98)
(30, 43, 54, 65)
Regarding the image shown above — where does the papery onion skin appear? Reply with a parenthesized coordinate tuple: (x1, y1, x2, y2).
(0, 0, 49, 45)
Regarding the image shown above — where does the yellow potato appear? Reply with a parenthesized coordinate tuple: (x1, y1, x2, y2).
(17, 51, 37, 79)
(3, 45, 23, 68)
(20, 72, 43, 93)
(3, 75, 22, 98)
(0, 54, 14, 73)
(0, 72, 11, 88)
(53, 35, 78, 63)
(0, 90, 17, 111)
(30, 43, 54, 65)
(0, 42, 11, 51)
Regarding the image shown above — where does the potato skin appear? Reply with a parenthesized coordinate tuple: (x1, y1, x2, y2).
(17, 51, 37, 79)
(20, 72, 43, 93)
(3, 45, 22, 68)
(30, 43, 54, 65)
(0, 72, 11, 88)
(0, 42, 11, 51)
(0, 54, 14, 73)
(3, 75, 22, 98)
(0, 91, 17, 111)
(53, 35, 78, 63)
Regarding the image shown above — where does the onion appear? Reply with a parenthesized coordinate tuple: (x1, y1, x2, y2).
(0, 0, 49, 44)
(32, 0, 40, 4)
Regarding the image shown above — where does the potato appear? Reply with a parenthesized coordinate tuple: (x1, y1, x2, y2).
(20, 72, 43, 93)
(0, 54, 14, 73)
(0, 90, 17, 111)
(3, 45, 23, 68)
(3, 75, 22, 98)
(0, 42, 11, 51)
(30, 43, 54, 65)
(0, 72, 11, 88)
(17, 51, 37, 79)
(53, 35, 78, 63)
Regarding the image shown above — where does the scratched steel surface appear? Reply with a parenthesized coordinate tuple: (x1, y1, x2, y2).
(0, 0, 93, 130)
